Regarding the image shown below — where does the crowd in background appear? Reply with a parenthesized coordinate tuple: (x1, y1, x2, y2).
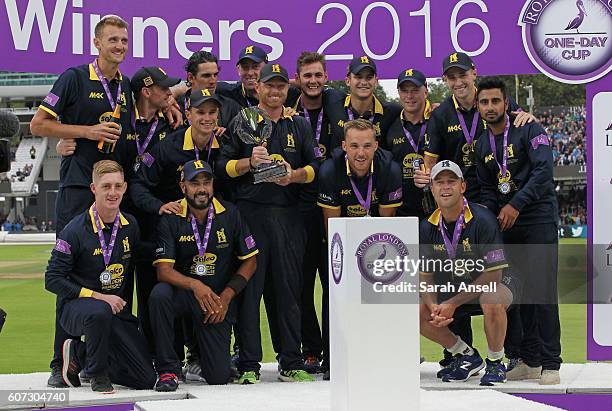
(538, 107, 586, 167)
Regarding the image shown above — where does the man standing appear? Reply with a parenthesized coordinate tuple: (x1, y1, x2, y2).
(30, 15, 133, 388)
(475, 78, 561, 385)
(149, 160, 258, 391)
(177, 51, 241, 128)
(383, 68, 431, 219)
(216, 63, 320, 384)
(419, 160, 518, 385)
(44, 160, 156, 393)
(216, 45, 268, 108)
(326, 56, 401, 145)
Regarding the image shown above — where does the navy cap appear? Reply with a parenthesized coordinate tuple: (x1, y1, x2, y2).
(259, 63, 289, 83)
(182, 159, 214, 181)
(348, 55, 377, 75)
(131, 66, 181, 94)
(237, 45, 268, 64)
(397, 68, 427, 88)
(188, 88, 222, 109)
(442, 52, 475, 74)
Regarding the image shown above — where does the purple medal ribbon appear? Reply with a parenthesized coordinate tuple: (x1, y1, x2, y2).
(488, 114, 511, 178)
(92, 59, 122, 110)
(190, 204, 215, 257)
(184, 96, 190, 125)
(439, 198, 468, 259)
(131, 111, 159, 157)
(346, 156, 373, 216)
(402, 123, 427, 154)
(301, 98, 324, 143)
(194, 133, 215, 164)
(347, 107, 374, 123)
(455, 108, 480, 146)
(91, 204, 121, 268)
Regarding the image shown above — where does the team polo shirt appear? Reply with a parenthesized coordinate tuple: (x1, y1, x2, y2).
(475, 121, 558, 226)
(383, 108, 431, 218)
(216, 111, 320, 207)
(153, 197, 258, 294)
(177, 88, 241, 128)
(424, 94, 520, 202)
(419, 201, 508, 289)
(45, 206, 139, 318)
(217, 81, 301, 109)
(129, 126, 221, 215)
(326, 94, 402, 145)
(40, 63, 133, 188)
(291, 87, 346, 213)
(317, 147, 402, 217)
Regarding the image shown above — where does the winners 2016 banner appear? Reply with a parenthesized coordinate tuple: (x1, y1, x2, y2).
(0, 0, 611, 359)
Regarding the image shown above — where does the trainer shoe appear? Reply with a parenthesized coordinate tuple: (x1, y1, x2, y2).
(61, 339, 82, 388)
(47, 365, 67, 388)
(184, 361, 205, 382)
(506, 359, 542, 381)
(236, 371, 259, 385)
(442, 349, 485, 382)
(439, 349, 454, 367)
(278, 369, 316, 382)
(506, 357, 520, 372)
(91, 375, 114, 394)
(437, 355, 461, 379)
(539, 369, 560, 385)
(480, 359, 507, 386)
(303, 355, 321, 374)
(155, 373, 179, 392)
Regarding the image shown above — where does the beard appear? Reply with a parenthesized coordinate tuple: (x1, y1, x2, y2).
(486, 111, 505, 125)
(185, 191, 211, 210)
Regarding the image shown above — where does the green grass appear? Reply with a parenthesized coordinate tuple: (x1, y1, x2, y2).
(0, 240, 588, 373)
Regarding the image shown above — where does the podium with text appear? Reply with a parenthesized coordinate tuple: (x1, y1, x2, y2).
(328, 217, 420, 411)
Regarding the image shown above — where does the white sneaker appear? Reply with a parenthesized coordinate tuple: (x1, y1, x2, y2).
(539, 369, 560, 385)
(506, 359, 541, 381)
(184, 362, 205, 382)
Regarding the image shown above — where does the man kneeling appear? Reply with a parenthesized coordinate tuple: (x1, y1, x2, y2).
(419, 160, 519, 385)
(45, 160, 156, 393)
(150, 160, 258, 391)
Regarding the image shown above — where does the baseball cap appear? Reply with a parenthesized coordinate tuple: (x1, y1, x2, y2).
(237, 45, 268, 65)
(188, 88, 222, 108)
(181, 159, 214, 181)
(442, 52, 475, 74)
(131, 67, 181, 94)
(259, 63, 289, 83)
(431, 160, 464, 180)
(397, 68, 427, 88)
(348, 55, 377, 75)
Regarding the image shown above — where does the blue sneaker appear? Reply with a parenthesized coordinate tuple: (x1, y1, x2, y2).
(480, 359, 507, 386)
(442, 349, 484, 382)
(437, 355, 461, 379)
(506, 357, 520, 372)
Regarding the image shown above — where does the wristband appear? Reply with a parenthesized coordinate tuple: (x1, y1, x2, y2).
(226, 273, 248, 295)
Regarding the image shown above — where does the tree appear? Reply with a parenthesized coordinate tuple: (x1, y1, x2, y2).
(427, 80, 451, 104)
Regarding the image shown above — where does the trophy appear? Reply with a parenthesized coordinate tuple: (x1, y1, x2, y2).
(233, 107, 287, 184)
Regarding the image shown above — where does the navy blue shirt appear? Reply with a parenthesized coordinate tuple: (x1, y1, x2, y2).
(475, 121, 558, 226)
(40, 63, 133, 188)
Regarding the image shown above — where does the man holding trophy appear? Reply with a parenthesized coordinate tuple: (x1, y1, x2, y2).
(216, 63, 321, 384)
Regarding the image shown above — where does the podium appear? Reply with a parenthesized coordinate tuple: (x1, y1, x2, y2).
(328, 217, 420, 411)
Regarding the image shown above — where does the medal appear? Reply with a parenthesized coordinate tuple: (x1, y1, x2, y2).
(455, 107, 479, 147)
(346, 155, 373, 217)
(412, 158, 422, 169)
(131, 111, 159, 164)
(439, 198, 467, 260)
(488, 114, 511, 192)
(190, 203, 215, 276)
(92, 59, 122, 111)
(92, 204, 121, 284)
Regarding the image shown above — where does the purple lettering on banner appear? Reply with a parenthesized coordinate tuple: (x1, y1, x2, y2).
(43, 92, 59, 107)
(245, 235, 256, 249)
(54, 239, 71, 255)
(530, 134, 550, 150)
(0, 1, 539, 80)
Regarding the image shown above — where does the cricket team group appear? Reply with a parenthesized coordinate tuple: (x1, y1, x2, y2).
(30, 14, 561, 393)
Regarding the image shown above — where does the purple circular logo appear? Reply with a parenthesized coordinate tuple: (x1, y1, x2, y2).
(355, 233, 408, 285)
(330, 233, 344, 284)
(519, 0, 612, 84)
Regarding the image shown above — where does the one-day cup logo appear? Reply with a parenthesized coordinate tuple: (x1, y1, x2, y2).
(330, 233, 344, 284)
(519, 0, 612, 84)
(355, 233, 408, 285)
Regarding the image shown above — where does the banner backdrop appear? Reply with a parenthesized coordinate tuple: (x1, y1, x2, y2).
(0, 0, 611, 359)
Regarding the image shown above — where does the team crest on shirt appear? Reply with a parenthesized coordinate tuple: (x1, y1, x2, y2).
(123, 237, 130, 252)
(286, 133, 296, 152)
(462, 238, 472, 252)
(216, 228, 228, 248)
